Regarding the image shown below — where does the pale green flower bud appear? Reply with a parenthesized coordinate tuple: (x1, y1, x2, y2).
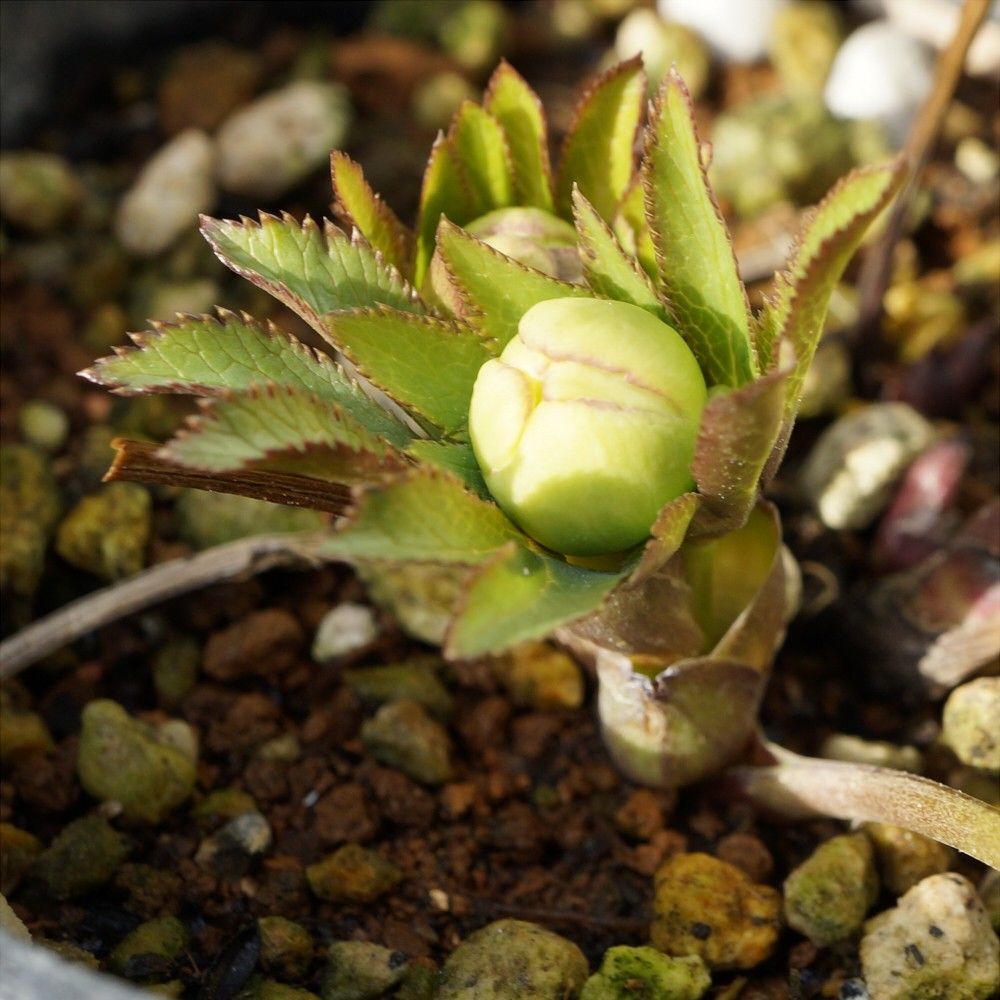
(469, 297, 706, 556)
(465, 207, 582, 283)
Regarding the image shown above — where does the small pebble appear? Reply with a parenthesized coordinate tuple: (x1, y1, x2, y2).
(800, 402, 935, 530)
(0, 151, 81, 233)
(204, 608, 304, 681)
(215, 82, 351, 198)
(614, 9, 710, 97)
(320, 941, 409, 1000)
(657, 0, 786, 63)
(312, 603, 378, 662)
(581, 945, 710, 1000)
(862, 822, 953, 896)
(412, 72, 478, 132)
(768, 1, 841, 95)
(195, 812, 272, 879)
(77, 699, 198, 823)
(0, 692, 54, 761)
(192, 788, 258, 822)
(109, 916, 188, 982)
(436, 919, 588, 1000)
(941, 677, 1000, 772)
(361, 699, 453, 785)
(979, 869, 1000, 932)
(17, 400, 69, 453)
(0, 823, 42, 894)
(824, 21, 933, 143)
(651, 852, 782, 970)
(240, 980, 319, 1000)
(820, 733, 923, 773)
(715, 832, 774, 883)
(34, 815, 129, 898)
(115, 130, 216, 257)
(438, 0, 507, 73)
(358, 563, 465, 645)
(55, 483, 152, 581)
(153, 638, 200, 705)
(614, 789, 668, 841)
(860, 872, 999, 1000)
(175, 490, 326, 550)
(783, 832, 879, 946)
(0, 893, 30, 941)
(258, 916, 313, 981)
(306, 843, 401, 904)
(491, 642, 584, 710)
(344, 657, 453, 720)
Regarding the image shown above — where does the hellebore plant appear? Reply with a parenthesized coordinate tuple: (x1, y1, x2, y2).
(82, 61, 999, 866)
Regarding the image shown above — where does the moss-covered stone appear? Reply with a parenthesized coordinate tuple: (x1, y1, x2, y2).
(783, 833, 878, 946)
(0, 152, 81, 233)
(361, 699, 453, 785)
(581, 946, 710, 999)
(320, 940, 409, 1000)
(55, 483, 151, 580)
(34, 815, 129, 898)
(0, 688, 54, 761)
(358, 562, 467, 645)
(109, 916, 188, 982)
(258, 916, 314, 981)
(491, 642, 584, 710)
(237, 978, 319, 1000)
(192, 787, 258, 822)
(0, 822, 42, 894)
(18, 400, 70, 453)
(113, 862, 183, 918)
(0, 444, 61, 601)
(436, 919, 588, 1000)
(768, 2, 842, 95)
(651, 853, 781, 970)
(395, 964, 438, 1000)
(305, 844, 401, 904)
(76, 699, 198, 823)
(344, 657, 453, 720)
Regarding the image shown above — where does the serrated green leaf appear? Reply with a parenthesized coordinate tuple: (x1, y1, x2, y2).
(331, 151, 413, 275)
(201, 213, 424, 332)
(451, 101, 516, 217)
(690, 369, 789, 536)
(572, 188, 668, 321)
(162, 385, 406, 484)
(615, 176, 658, 278)
(644, 70, 755, 388)
(323, 306, 491, 435)
(762, 161, 905, 471)
(434, 219, 589, 349)
(483, 61, 553, 212)
(415, 133, 476, 288)
(407, 439, 489, 497)
(629, 492, 700, 587)
(81, 310, 412, 447)
(555, 58, 645, 221)
(320, 468, 519, 565)
(447, 545, 625, 658)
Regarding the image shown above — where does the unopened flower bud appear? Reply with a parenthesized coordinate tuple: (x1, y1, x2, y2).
(469, 297, 706, 555)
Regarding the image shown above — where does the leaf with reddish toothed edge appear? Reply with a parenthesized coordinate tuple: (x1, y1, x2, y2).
(572, 187, 669, 323)
(200, 213, 425, 334)
(760, 159, 906, 478)
(614, 175, 658, 279)
(160, 385, 407, 485)
(643, 69, 756, 388)
(451, 100, 516, 217)
(433, 218, 589, 349)
(331, 151, 413, 275)
(80, 310, 412, 447)
(555, 57, 646, 221)
(689, 368, 790, 537)
(322, 306, 492, 436)
(415, 132, 477, 288)
(446, 544, 627, 658)
(406, 439, 489, 498)
(318, 467, 522, 565)
(628, 493, 700, 588)
(483, 60, 554, 212)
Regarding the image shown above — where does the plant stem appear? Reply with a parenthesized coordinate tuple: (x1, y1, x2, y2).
(0, 533, 331, 681)
(853, 0, 991, 340)
(728, 743, 1000, 868)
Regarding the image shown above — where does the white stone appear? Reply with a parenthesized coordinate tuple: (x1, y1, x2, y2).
(799, 402, 935, 531)
(861, 873, 1000, 1000)
(883, 0, 1000, 78)
(115, 129, 216, 257)
(312, 602, 378, 662)
(824, 21, 933, 141)
(215, 81, 351, 199)
(657, 0, 786, 63)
